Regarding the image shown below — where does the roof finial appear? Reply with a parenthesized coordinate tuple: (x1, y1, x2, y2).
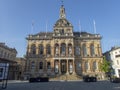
(60, 0, 66, 19)
(61, 0, 64, 6)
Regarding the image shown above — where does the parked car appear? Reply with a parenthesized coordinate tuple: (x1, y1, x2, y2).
(29, 77, 49, 83)
(83, 76, 97, 82)
(110, 77, 120, 83)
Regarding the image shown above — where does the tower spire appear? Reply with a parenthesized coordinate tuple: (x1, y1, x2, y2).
(60, 1, 66, 19)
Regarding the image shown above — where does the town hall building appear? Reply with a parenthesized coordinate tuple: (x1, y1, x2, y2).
(25, 5, 104, 80)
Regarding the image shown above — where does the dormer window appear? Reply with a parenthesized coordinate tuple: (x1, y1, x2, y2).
(61, 29, 64, 35)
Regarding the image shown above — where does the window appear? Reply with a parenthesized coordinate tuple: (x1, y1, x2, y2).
(85, 62, 89, 71)
(82, 44, 87, 56)
(47, 62, 51, 69)
(39, 45, 44, 55)
(4, 52, 6, 58)
(55, 44, 59, 55)
(90, 44, 95, 56)
(61, 29, 64, 35)
(61, 43, 66, 55)
(39, 62, 43, 69)
(93, 62, 97, 71)
(68, 44, 72, 55)
(75, 46, 80, 55)
(31, 61, 35, 69)
(46, 45, 51, 55)
(31, 44, 36, 55)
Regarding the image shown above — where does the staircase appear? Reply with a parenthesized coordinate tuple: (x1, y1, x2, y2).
(50, 74, 82, 81)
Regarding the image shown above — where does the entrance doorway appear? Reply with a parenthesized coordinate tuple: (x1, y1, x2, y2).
(61, 60, 67, 74)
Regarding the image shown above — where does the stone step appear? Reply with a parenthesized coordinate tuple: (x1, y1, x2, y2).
(50, 74, 82, 81)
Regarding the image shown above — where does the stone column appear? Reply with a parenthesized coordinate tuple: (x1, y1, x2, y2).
(72, 60, 75, 74)
(44, 46, 46, 56)
(52, 46, 54, 57)
(66, 45, 68, 57)
(66, 60, 68, 74)
(99, 46, 102, 56)
(59, 60, 61, 75)
(59, 45, 61, 56)
(72, 46, 74, 56)
(28, 45, 31, 54)
(86, 44, 90, 56)
(52, 60, 54, 73)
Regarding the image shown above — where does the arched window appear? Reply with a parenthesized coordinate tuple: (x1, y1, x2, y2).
(82, 44, 87, 56)
(39, 45, 44, 55)
(39, 62, 43, 69)
(46, 45, 51, 55)
(31, 44, 36, 55)
(93, 61, 97, 71)
(68, 44, 72, 55)
(61, 29, 64, 35)
(90, 44, 95, 56)
(61, 43, 66, 55)
(0, 50, 3, 57)
(75, 46, 80, 55)
(85, 62, 89, 71)
(31, 61, 35, 69)
(47, 62, 51, 69)
(4, 52, 6, 58)
(55, 44, 59, 55)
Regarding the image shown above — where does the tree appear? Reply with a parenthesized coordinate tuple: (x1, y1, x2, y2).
(100, 56, 111, 77)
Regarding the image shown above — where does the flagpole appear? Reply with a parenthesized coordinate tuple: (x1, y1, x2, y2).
(93, 20, 96, 34)
(45, 21, 48, 38)
(79, 20, 82, 33)
(31, 20, 34, 34)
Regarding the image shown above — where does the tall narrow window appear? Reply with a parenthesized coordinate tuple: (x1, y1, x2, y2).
(61, 43, 66, 55)
(46, 45, 51, 55)
(93, 61, 97, 71)
(39, 45, 44, 55)
(39, 62, 43, 69)
(82, 44, 87, 56)
(31, 61, 35, 69)
(85, 62, 89, 71)
(55, 44, 59, 55)
(0, 50, 3, 57)
(31, 44, 36, 55)
(47, 62, 51, 69)
(61, 29, 64, 35)
(90, 44, 95, 56)
(75, 46, 80, 55)
(68, 44, 72, 55)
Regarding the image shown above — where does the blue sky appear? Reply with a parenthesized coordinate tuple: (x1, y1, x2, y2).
(0, 0, 120, 57)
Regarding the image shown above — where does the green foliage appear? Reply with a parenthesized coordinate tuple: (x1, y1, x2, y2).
(100, 56, 111, 73)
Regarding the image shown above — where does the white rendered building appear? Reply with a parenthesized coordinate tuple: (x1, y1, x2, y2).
(104, 46, 120, 78)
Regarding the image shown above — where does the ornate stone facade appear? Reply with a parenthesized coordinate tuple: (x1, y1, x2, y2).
(0, 43, 18, 80)
(25, 5, 104, 80)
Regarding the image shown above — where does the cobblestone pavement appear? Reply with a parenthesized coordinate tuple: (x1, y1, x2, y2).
(0, 81, 120, 90)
